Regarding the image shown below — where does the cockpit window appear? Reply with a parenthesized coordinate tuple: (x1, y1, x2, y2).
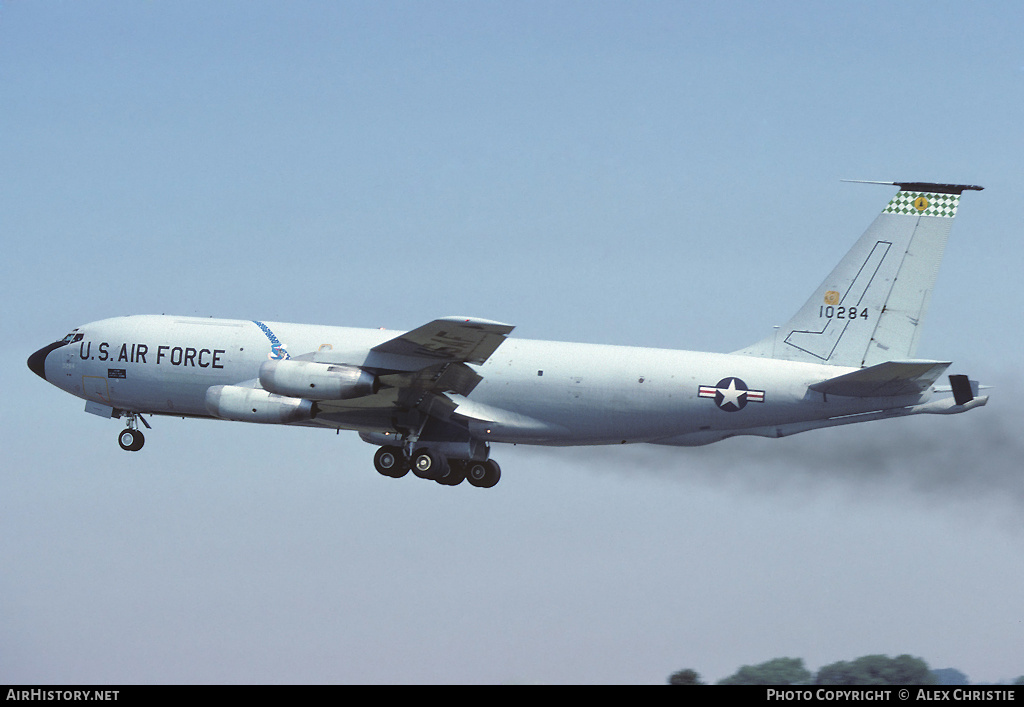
(60, 331, 83, 344)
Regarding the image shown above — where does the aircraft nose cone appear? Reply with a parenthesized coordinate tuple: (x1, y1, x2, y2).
(28, 343, 58, 380)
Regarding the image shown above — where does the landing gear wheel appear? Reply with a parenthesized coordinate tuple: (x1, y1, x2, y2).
(118, 428, 144, 452)
(435, 459, 467, 486)
(374, 446, 409, 478)
(411, 448, 448, 480)
(466, 459, 501, 488)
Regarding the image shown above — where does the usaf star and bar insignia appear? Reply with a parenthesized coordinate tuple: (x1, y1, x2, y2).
(699, 377, 765, 412)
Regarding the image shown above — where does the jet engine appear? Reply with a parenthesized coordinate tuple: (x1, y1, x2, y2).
(258, 359, 378, 400)
(205, 385, 315, 424)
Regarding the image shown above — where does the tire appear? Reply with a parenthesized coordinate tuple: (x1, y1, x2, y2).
(374, 446, 408, 478)
(411, 448, 447, 480)
(466, 459, 500, 488)
(436, 459, 467, 486)
(118, 428, 144, 452)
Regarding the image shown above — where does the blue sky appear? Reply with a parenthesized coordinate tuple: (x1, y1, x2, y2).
(3, 1, 1023, 684)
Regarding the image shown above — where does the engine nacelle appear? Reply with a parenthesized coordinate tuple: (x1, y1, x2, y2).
(205, 385, 315, 424)
(259, 359, 378, 400)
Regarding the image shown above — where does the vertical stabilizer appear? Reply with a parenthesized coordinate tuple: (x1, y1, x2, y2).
(736, 182, 982, 368)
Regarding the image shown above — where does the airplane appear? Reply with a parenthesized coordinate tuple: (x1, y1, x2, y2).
(28, 181, 987, 488)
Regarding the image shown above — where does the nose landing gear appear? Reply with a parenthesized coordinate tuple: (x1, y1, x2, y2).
(116, 412, 149, 452)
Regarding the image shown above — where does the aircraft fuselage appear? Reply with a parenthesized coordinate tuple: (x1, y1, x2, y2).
(33, 314, 924, 447)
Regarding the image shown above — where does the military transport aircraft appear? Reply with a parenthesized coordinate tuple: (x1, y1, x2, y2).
(28, 181, 987, 488)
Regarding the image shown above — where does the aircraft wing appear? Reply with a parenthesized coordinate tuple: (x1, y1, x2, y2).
(311, 317, 515, 433)
(370, 316, 515, 365)
(808, 360, 951, 398)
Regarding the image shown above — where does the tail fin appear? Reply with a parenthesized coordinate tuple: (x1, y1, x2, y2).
(736, 181, 982, 368)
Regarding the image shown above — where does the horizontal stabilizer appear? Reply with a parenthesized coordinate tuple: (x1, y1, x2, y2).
(809, 360, 950, 398)
(840, 180, 984, 195)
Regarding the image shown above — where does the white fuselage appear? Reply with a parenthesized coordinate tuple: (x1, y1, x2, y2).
(39, 315, 927, 447)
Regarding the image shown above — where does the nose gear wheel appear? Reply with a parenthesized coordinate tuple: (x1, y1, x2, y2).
(118, 428, 144, 451)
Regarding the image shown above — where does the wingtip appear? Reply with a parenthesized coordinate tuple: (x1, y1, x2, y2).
(440, 315, 515, 329)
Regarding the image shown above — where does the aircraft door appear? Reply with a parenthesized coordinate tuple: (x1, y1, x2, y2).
(82, 375, 111, 404)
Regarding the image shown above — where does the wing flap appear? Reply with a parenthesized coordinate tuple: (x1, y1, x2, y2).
(809, 360, 951, 398)
(377, 361, 484, 397)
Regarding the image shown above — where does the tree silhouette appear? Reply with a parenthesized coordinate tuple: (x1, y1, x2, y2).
(815, 654, 935, 685)
(668, 669, 704, 685)
(717, 657, 811, 685)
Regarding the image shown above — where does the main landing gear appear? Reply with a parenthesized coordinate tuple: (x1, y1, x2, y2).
(116, 412, 149, 452)
(373, 445, 501, 488)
